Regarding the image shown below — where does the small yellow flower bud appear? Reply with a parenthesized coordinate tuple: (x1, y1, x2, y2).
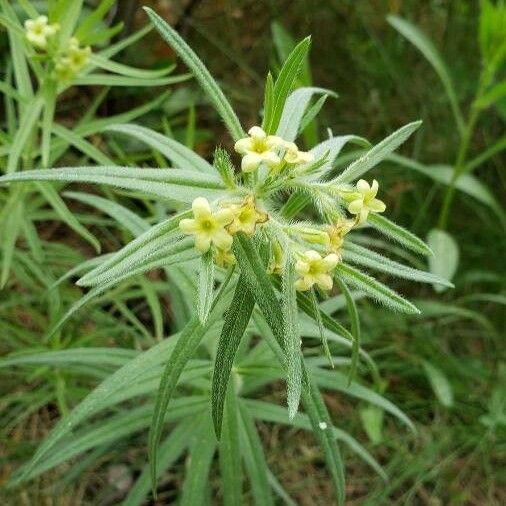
(325, 220, 353, 255)
(214, 248, 236, 268)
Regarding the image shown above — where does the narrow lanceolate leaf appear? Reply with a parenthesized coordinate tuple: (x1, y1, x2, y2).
(143, 7, 244, 141)
(343, 242, 453, 287)
(237, 401, 275, 506)
(368, 213, 433, 256)
(0, 167, 227, 203)
(78, 210, 190, 286)
(276, 86, 335, 142)
(310, 289, 334, 367)
(264, 36, 312, 134)
(219, 386, 243, 506)
(335, 120, 422, 183)
(149, 317, 210, 495)
(180, 416, 217, 506)
(198, 251, 215, 323)
(333, 277, 361, 384)
(335, 263, 420, 314)
(282, 259, 303, 418)
(421, 360, 454, 408)
(212, 276, 255, 438)
(387, 15, 464, 136)
(107, 123, 216, 174)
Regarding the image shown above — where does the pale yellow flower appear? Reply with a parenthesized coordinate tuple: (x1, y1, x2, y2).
(234, 126, 284, 172)
(179, 197, 234, 253)
(25, 16, 59, 50)
(294, 250, 339, 291)
(225, 196, 268, 235)
(53, 37, 91, 81)
(214, 248, 236, 268)
(325, 220, 353, 255)
(347, 179, 386, 224)
(283, 142, 314, 165)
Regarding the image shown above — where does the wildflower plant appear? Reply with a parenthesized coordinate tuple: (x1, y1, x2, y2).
(0, 6, 456, 505)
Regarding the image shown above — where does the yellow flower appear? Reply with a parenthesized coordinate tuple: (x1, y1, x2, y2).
(179, 197, 234, 253)
(347, 179, 386, 224)
(226, 196, 268, 235)
(214, 248, 236, 268)
(53, 37, 91, 82)
(234, 126, 284, 172)
(267, 240, 284, 274)
(294, 250, 339, 291)
(325, 220, 353, 255)
(25, 16, 59, 50)
(283, 142, 314, 165)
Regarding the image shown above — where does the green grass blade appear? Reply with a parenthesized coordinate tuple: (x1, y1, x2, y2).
(387, 15, 464, 135)
(143, 7, 244, 141)
(107, 123, 216, 174)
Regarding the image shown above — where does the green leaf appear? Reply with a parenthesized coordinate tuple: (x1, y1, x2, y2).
(36, 183, 101, 252)
(245, 399, 386, 481)
(335, 263, 420, 314)
(264, 36, 312, 134)
(107, 123, 216, 174)
(0, 167, 227, 203)
(335, 120, 422, 183)
(219, 386, 243, 506)
(143, 7, 244, 141)
(180, 415, 217, 506)
(276, 86, 336, 142)
(72, 73, 190, 87)
(343, 241, 453, 287)
(123, 420, 199, 506)
(360, 406, 384, 444)
(387, 15, 464, 135)
(282, 258, 303, 418)
(149, 315, 217, 494)
(7, 96, 44, 173)
(63, 191, 148, 237)
(368, 213, 433, 256)
(421, 360, 454, 408)
(89, 54, 175, 79)
(333, 277, 360, 384)
(198, 250, 214, 323)
(427, 228, 459, 292)
(237, 401, 275, 506)
(212, 275, 255, 438)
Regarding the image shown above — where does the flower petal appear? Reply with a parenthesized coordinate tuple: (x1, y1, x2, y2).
(248, 126, 266, 138)
(195, 234, 212, 253)
(241, 153, 262, 172)
(192, 197, 211, 218)
(304, 250, 322, 262)
(212, 228, 233, 250)
(315, 274, 333, 291)
(234, 137, 253, 154)
(348, 199, 364, 215)
(179, 218, 198, 234)
(295, 260, 310, 275)
(214, 208, 234, 225)
(356, 179, 370, 193)
(321, 253, 339, 270)
(295, 277, 313, 291)
(369, 198, 386, 213)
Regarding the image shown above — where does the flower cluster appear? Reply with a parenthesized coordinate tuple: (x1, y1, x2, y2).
(179, 195, 267, 266)
(234, 126, 313, 173)
(24, 16, 91, 82)
(180, 126, 387, 291)
(53, 38, 91, 82)
(24, 16, 59, 50)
